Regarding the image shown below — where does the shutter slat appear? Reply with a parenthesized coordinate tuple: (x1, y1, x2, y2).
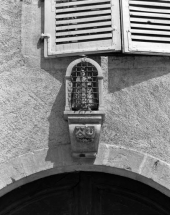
(131, 35, 170, 42)
(56, 3, 110, 13)
(56, 9, 111, 19)
(129, 6, 170, 14)
(56, 21, 112, 31)
(130, 18, 170, 25)
(56, 15, 111, 25)
(129, 1, 170, 7)
(56, 33, 112, 43)
(130, 11, 170, 19)
(131, 23, 170, 30)
(56, 27, 112, 36)
(55, 40, 113, 55)
(131, 29, 170, 36)
(56, 0, 110, 8)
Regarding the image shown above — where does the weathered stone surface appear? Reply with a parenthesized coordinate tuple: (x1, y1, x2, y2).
(100, 56, 170, 163)
(0, 0, 24, 73)
(96, 144, 144, 172)
(0, 157, 25, 189)
(0, 145, 170, 198)
(141, 156, 170, 190)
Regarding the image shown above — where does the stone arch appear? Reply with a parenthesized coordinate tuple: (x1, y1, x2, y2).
(2, 171, 170, 215)
(65, 57, 103, 78)
(0, 144, 170, 198)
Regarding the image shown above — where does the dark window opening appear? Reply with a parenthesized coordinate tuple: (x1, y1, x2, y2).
(70, 61, 99, 111)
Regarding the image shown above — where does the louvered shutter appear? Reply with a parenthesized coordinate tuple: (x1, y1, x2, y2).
(44, 0, 121, 57)
(121, 0, 170, 55)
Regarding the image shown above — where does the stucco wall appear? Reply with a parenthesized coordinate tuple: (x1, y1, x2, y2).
(1, 0, 170, 197)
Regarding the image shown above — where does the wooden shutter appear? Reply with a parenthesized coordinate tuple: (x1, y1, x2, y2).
(44, 0, 121, 57)
(121, 0, 170, 55)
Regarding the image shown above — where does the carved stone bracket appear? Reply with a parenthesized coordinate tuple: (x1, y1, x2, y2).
(68, 115, 103, 158)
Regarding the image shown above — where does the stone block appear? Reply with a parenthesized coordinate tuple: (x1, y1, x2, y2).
(141, 156, 170, 190)
(20, 152, 37, 176)
(99, 145, 144, 172)
(0, 157, 25, 189)
(95, 143, 109, 165)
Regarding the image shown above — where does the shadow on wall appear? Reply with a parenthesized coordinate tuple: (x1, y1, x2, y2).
(36, 0, 170, 166)
(108, 54, 170, 93)
(37, 1, 100, 166)
(37, 1, 73, 166)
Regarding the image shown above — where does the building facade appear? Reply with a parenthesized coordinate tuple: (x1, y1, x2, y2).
(1, 0, 170, 214)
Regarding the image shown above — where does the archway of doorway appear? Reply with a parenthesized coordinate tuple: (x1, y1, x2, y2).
(0, 165, 170, 199)
(0, 171, 170, 215)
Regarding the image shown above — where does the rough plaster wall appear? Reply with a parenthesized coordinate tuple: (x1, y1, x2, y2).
(0, 0, 24, 73)
(101, 56, 170, 163)
(0, 0, 100, 163)
(1, 0, 170, 171)
(0, 0, 71, 162)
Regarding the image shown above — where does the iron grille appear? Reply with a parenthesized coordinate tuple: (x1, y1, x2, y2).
(70, 61, 99, 111)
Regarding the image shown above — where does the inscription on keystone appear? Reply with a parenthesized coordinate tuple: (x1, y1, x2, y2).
(74, 126, 95, 143)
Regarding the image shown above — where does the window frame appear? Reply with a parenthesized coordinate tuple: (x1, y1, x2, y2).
(44, 0, 121, 57)
(121, 0, 170, 56)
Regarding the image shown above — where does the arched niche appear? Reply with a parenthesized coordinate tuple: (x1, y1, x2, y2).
(64, 57, 104, 114)
(64, 58, 105, 158)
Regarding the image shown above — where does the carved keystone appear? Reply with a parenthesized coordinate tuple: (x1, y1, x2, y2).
(68, 115, 102, 158)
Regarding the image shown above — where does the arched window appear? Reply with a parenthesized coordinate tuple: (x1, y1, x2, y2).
(70, 61, 99, 111)
(65, 58, 104, 115)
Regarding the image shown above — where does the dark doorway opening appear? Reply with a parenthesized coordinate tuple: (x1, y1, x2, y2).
(0, 172, 170, 215)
